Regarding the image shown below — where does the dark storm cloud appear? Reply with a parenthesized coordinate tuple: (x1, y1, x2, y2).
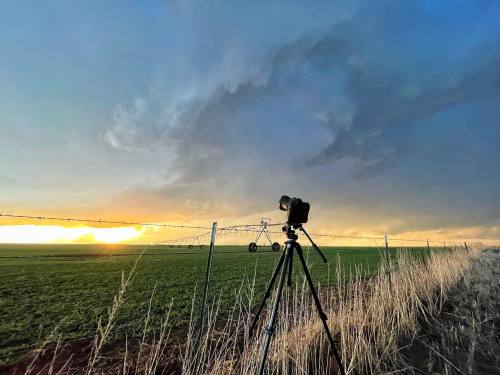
(309, 52, 500, 170)
(103, 0, 500, 234)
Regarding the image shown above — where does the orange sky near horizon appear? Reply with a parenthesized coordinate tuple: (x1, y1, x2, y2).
(0, 222, 497, 247)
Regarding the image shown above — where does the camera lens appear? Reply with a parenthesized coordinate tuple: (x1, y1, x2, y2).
(279, 195, 291, 211)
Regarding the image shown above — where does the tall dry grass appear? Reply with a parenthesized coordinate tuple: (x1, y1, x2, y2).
(180, 246, 479, 375)
(30, 245, 480, 374)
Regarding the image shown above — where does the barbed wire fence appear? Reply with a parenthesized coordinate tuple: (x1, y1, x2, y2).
(0, 210, 490, 291)
(0, 211, 487, 245)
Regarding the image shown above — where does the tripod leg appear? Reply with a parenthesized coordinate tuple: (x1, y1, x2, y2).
(287, 247, 293, 287)
(258, 244, 292, 375)
(295, 244, 346, 375)
(248, 249, 287, 338)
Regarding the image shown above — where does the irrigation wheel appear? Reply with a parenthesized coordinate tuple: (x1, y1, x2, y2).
(248, 242, 258, 252)
(272, 242, 281, 251)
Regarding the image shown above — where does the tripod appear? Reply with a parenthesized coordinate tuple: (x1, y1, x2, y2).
(248, 224, 346, 375)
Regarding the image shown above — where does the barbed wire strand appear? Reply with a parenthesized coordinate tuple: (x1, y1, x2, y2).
(0, 213, 212, 230)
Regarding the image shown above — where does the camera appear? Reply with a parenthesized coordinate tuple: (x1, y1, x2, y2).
(279, 195, 310, 225)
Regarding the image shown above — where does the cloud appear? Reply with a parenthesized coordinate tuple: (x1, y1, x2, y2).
(102, 0, 500, 235)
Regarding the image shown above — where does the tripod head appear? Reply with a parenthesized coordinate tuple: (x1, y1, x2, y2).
(282, 224, 299, 241)
(282, 224, 328, 263)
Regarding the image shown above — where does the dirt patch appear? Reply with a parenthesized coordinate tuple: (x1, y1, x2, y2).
(1, 338, 93, 375)
(0, 331, 186, 375)
(398, 248, 500, 374)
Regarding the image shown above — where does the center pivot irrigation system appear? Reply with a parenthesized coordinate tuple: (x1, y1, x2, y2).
(248, 218, 281, 252)
(163, 234, 208, 248)
(188, 235, 205, 249)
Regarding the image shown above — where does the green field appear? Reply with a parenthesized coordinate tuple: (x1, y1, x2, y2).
(0, 243, 425, 365)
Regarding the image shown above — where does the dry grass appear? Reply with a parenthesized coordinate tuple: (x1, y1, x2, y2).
(180, 246, 479, 374)
(86, 253, 143, 375)
(22, 245, 482, 374)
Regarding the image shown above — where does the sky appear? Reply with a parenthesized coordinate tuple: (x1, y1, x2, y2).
(0, 0, 499, 245)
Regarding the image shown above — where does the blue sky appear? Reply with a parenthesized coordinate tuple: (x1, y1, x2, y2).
(1, 1, 499, 242)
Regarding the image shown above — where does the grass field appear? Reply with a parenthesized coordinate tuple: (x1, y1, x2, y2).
(0, 243, 426, 366)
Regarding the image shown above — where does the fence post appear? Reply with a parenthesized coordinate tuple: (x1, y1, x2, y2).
(464, 242, 469, 253)
(384, 234, 391, 272)
(197, 221, 217, 344)
(426, 238, 431, 260)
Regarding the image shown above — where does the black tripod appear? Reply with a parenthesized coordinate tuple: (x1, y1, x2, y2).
(248, 224, 346, 375)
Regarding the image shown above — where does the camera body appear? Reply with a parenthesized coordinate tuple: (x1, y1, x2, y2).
(279, 195, 310, 225)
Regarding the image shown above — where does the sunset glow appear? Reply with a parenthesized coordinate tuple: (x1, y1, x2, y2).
(0, 225, 145, 244)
